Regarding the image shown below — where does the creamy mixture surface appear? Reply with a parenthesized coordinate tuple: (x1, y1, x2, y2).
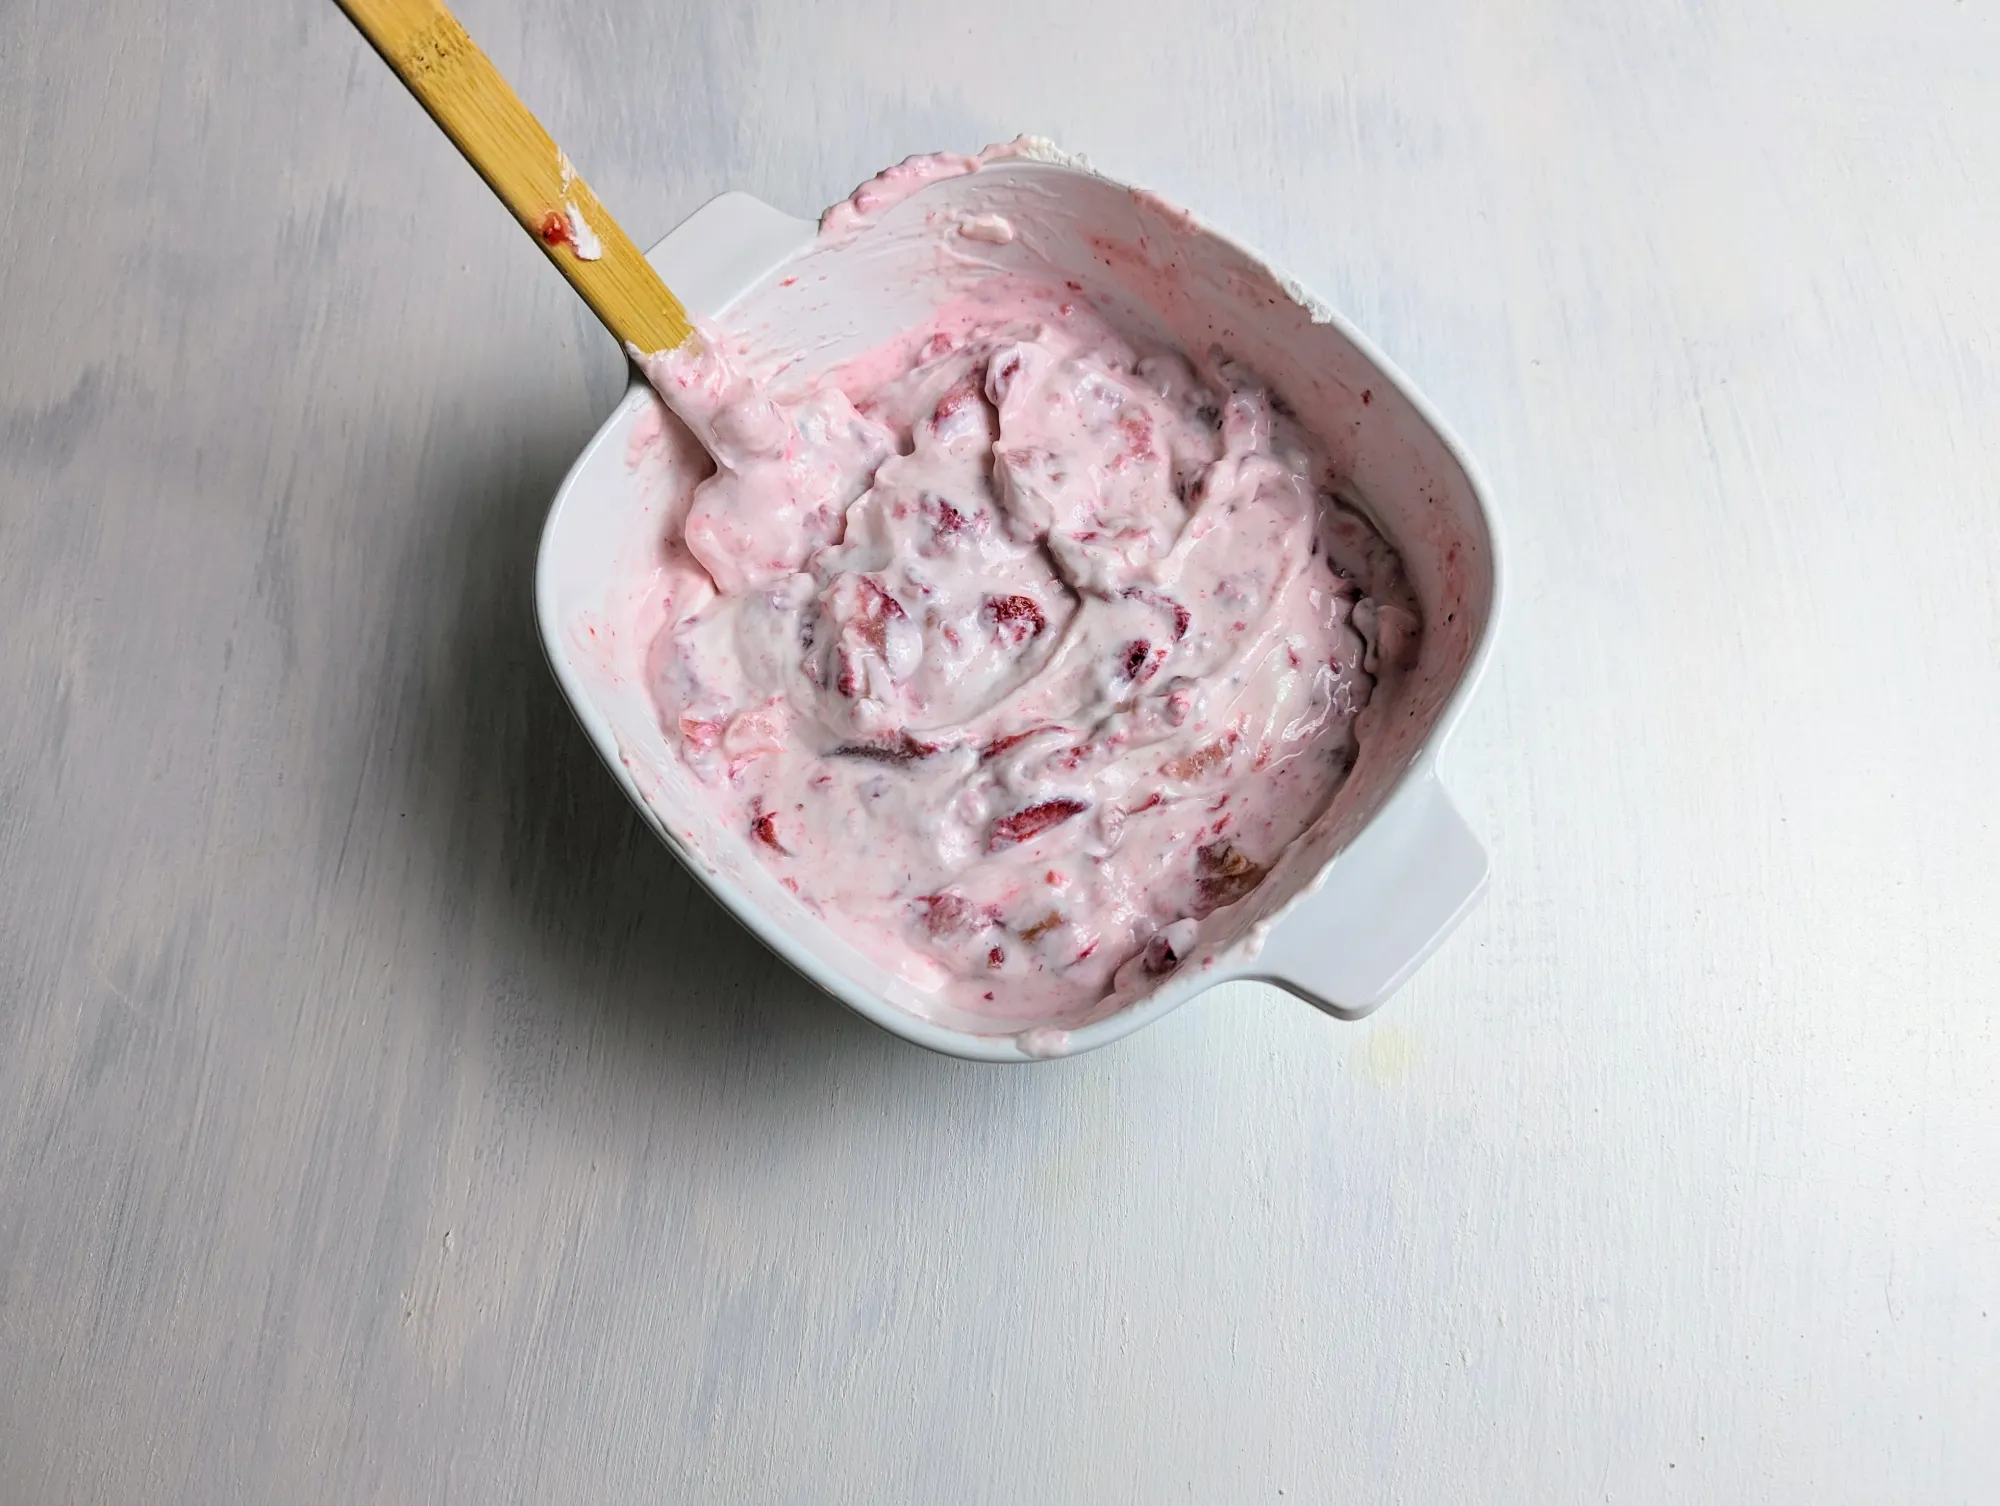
(638, 269, 1416, 1022)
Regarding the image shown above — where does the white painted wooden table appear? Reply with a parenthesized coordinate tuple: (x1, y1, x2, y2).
(3, 2, 1996, 1500)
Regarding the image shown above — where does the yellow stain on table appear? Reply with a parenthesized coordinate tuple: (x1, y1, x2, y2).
(1361, 1024, 1420, 1086)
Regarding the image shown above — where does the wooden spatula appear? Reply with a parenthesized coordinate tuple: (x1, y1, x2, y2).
(335, 0, 695, 358)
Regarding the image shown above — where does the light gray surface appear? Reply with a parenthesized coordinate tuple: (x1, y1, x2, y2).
(3, 1, 1997, 1501)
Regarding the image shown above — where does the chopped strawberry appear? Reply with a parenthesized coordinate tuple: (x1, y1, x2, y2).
(990, 351, 1024, 401)
(916, 892, 988, 936)
(987, 946, 1006, 968)
(1116, 409, 1155, 460)
(984, 594, 1047, 646)
(1160, 734, 1234, 781)
(857, 575, 906, 625)
(1019, 911, 1064, 942)
(928, 372, 982, 429)
(1196, 843, 1267, 909)
(677, 716, 722, 751)
(988, 798, 1088, 851)
(1142, 933, 1183, 975)
(826, 575, 911, 690)
(981, 725, 1060, 760)
(834, 731, 941, 763)
(750, 812, 788, 854)
(1119, 639, 1166, 682)
(920, 492, 983, 552)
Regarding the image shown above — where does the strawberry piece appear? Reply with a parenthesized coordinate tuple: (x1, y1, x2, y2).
(1120, 639, 1166, 681)
(916, 893, 985, 936)
(1019, 911, 1064, 942)
(833, 731, 941, 763)
(928, 372, 982, 428)
(990, 351, 1024, 401)
(929, 496, 974, 534)
(981, 725, 1060, 760)
(984, 594, 1047, 646)
(987, 798, 1088, 851)
(1196, 843, 1267, 909)
(1160, 734, 1234, 781)
(677, 716, 722, 751)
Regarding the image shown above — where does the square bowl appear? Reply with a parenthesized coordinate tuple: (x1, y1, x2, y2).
(536, 146, 1503, 1060)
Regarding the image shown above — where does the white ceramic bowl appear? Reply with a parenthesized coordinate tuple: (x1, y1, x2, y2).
(535, 151, 1503, 1061)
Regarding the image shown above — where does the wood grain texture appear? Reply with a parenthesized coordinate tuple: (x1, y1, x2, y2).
(1, 0, 1996, 1502)
(334, 0, 693, 353)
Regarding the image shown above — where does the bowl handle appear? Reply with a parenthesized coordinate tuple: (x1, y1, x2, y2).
(1252, 769, 1488, 1019)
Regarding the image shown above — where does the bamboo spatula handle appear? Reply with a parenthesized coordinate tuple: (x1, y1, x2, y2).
(335, 0, 694, 356)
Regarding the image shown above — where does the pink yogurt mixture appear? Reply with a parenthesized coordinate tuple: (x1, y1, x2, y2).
(636, 179, 1417, 1023)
